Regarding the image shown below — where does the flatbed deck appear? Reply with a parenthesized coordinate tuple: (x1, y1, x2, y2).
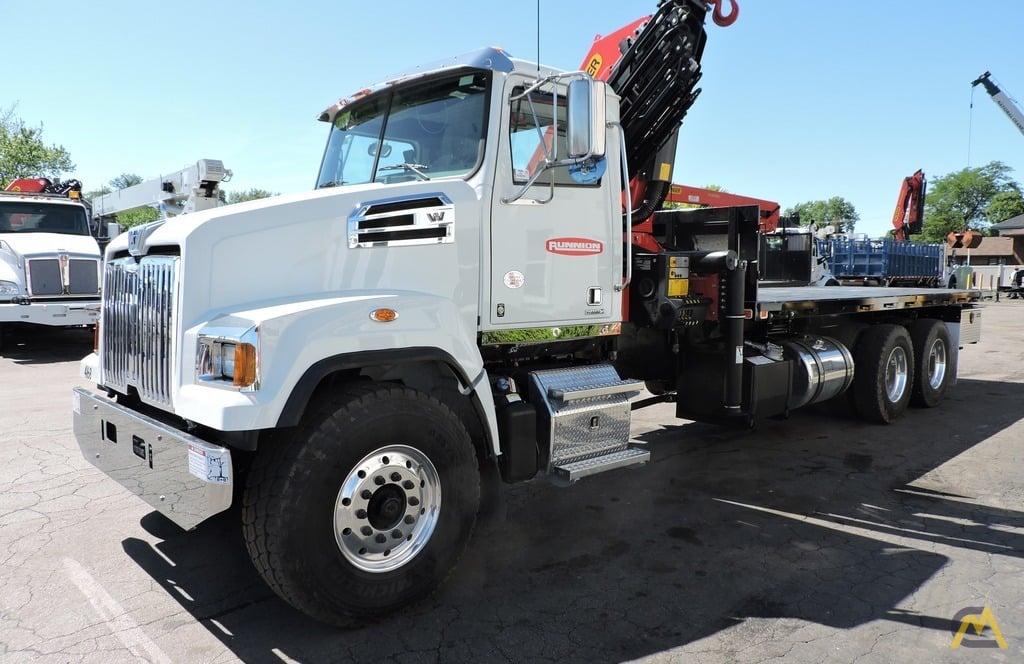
(756, 286, 982, 317)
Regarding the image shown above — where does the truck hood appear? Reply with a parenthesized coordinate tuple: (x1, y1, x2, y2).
(103, 187, 335, 256)
(0, 232, 100, 258)
(103, 180, 482, 330)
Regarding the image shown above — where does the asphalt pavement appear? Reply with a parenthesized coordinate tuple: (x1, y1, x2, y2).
(0, 302, 1022, 663)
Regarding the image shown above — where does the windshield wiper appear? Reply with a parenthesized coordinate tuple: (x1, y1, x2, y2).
(378, 163, 431, 181)
(318, 180, 346, 188)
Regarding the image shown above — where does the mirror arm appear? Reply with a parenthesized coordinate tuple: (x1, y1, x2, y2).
(501, 162, 555, 205)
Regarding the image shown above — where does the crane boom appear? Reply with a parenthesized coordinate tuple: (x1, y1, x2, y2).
(972, 71, 1024, 138)
(91, 159, 232, 223)
(578, 1, 738, 232)
(663, 183, 780, 232)
(891, 169, 925, 241)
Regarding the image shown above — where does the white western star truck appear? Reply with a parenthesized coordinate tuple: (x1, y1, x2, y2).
(0, 178, 102, 351)
(73, 0, 982, 626)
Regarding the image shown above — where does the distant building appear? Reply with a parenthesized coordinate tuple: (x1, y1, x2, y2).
(988, 214, 1024, 264)
(953, 236, 1021, 266)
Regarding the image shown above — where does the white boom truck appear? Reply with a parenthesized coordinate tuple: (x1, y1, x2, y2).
(0, 178, 102, 351)
(73, 1, 982, 626)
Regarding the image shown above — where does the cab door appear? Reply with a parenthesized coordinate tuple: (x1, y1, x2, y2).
(486, 75, 622, 330)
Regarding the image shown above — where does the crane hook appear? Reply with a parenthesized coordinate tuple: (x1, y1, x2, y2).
(707, 0, 739, 27)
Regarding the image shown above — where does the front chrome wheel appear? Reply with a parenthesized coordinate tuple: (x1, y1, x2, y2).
(334, 444, 442, 573)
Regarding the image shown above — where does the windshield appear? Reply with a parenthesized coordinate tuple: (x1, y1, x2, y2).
(0, 202, 91, 236)
(317, 71, 490, 188)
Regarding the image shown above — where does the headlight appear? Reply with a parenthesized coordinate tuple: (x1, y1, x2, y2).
(0, 280, 20, 297)
(196, 323, 259, 389)
(219, 343, 237, 378)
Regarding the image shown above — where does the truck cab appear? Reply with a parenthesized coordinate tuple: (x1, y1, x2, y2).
(73, 47, 632, 624)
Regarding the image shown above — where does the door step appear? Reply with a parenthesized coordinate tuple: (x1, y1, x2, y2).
(547, 379, 645, 402)
(529, 365, 645, 484)
(553, 445, 650, 484)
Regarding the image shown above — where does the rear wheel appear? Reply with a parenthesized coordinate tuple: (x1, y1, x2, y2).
(242, 383, 479, 626)
(852, 324, 914, 424)
(909, 319, 951, 408)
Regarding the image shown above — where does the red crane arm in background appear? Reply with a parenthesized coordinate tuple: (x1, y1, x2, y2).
(891, 169, 925, 241)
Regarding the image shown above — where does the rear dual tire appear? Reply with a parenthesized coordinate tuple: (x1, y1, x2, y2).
(852, 320, 951, 423)
(909, 319, 951, 408)
(853, 324, 914, 424)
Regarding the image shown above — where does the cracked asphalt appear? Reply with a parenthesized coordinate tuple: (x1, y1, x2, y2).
(1, 301, 1022, 663)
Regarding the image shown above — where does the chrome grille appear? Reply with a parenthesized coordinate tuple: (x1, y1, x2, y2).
(101, 255, 178, 406)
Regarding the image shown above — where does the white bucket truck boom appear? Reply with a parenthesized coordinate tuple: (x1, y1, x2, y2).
(91, 158, 232, 228)
(72, 0, 982, 627)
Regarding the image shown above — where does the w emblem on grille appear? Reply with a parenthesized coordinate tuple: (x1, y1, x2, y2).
(128, 228, 142, 256)
(426, 211, 445, 222)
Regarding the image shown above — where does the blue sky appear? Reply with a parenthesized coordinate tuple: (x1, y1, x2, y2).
(5, 1, 1023, 238)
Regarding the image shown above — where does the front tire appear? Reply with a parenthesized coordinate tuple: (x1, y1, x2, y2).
(242, 383, 479, 625)
(909, 319, 951, 408)
(852, 324, 914, 424)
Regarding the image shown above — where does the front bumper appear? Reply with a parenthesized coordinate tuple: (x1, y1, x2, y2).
(1, 301, 100, 326)
(72, 388, 233, 530)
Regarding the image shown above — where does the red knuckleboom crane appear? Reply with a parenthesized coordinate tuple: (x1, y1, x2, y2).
(891, 169, 925, 242)
(578, 1, 739, 253)
(663, 183, 780, 232)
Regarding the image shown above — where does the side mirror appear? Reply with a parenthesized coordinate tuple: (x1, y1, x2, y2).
(567, 78, 607, 160)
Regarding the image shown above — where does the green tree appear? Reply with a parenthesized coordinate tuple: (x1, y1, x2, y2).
(116, 207, 160, 229)
(226, 188, 277, 205)
(109, 173, 143, 190)
(85, 185, 112, 199)
(0, 105, 74, 186)
(921, 161, 1022, 242)
(784, 197, 859, 233)
(985, 189, 1024, 224)
(88, 173, 158, 230)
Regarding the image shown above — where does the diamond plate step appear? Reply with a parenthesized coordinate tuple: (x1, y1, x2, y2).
(548, 379, 643, 402)
(553, 445, 650, 484)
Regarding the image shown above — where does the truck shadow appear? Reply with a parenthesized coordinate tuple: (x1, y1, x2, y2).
(0, 325, 93, 364)
(121, 377, 1024, 663)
